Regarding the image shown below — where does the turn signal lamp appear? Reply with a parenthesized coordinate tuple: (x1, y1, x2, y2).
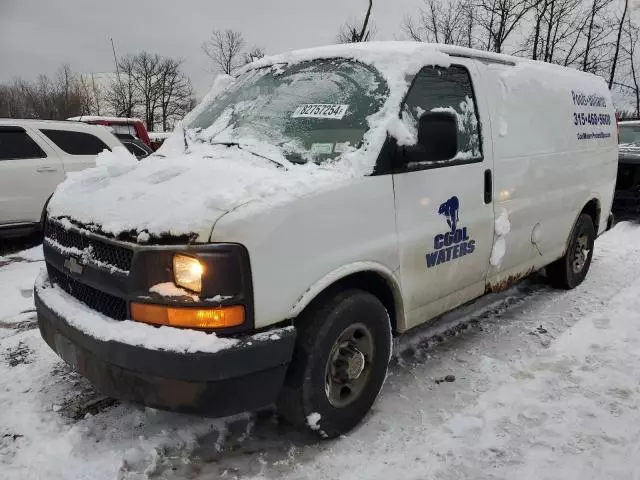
(131, 303, 245, 329)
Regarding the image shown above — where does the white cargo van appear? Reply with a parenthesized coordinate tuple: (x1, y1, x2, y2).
(35, 42, 617, 438)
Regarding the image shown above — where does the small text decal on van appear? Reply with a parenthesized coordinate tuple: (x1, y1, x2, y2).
(292, 104, 349, 119)
(426, 196, 476, 268)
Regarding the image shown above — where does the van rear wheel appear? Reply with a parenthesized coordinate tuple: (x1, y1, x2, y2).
(547, 213, 595, 289)
(277, 289, 391, 438)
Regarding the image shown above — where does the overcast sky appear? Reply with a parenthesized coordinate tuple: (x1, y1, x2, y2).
(0, 0, 424, 98)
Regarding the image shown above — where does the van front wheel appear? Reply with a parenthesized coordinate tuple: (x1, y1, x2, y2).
(277, 289, 391, 438)
(547, 213, 595, 289)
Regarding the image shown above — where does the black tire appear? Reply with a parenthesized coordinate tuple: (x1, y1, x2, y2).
(277, 289, 392, 439)
(547, 213, 596, 289)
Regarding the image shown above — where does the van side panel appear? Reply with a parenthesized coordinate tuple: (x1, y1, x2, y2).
(480, 63, 616, 283)
(211, 176, 401, 330)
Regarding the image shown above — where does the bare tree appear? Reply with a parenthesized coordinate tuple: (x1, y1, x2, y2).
(578, 0, 615, 73)
(130, 52, 163, 131)
(90, 74, 102, 115)
(525, 0, 584, 63)
(0, 80, 29, 118)
(202, 29, 245, 74)
(476, 0, 540, 53)
(337, 0, 375, 43)
(106, 56, 138, 117)
(156, 57, 194, 131)
(616, 17, 640, 116)
(104, 52, 194, 129)
(403, 0, 474, 45)
(608, 0, 629, 88)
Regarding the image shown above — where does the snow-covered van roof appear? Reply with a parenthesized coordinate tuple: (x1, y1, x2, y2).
(240, 41, 573, 75)
(48, 42, 604, 240)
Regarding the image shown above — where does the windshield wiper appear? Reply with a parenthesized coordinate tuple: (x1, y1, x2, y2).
(209, 141, 288, 169)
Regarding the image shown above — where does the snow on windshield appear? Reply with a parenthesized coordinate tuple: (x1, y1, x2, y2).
(186, 60, 388, 164)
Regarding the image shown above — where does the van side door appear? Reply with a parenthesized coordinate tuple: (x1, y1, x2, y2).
(391, 62, 495, 330)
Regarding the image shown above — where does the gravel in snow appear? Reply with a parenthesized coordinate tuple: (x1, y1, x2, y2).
(1, 222, 640, 479)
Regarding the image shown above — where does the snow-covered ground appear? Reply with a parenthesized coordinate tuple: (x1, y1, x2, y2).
(1, 222, 640, 479)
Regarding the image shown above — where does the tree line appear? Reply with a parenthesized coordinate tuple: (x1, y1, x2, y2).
(0, 53, 195, 132)
(400, 0, 639, 117)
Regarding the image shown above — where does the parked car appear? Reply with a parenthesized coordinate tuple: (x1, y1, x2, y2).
(36, 42, 617, 438)
(0, 119, 122, 239)
(148, 131, 172, 151)
(114, 133, 154, 159)
(67, 116, 153, 150)
(613, 120, 640, 217)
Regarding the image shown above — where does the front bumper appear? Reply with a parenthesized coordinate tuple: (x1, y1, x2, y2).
(35, 276, 296, 417)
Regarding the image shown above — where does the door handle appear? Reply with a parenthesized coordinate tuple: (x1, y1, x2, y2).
(484, 169, 492, 204)
(36, 166, 58, 173)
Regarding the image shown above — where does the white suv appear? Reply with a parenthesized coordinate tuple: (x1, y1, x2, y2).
(0, 119, 122, 238)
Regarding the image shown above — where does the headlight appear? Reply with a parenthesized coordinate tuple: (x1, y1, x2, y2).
(173, 254, 204, 293)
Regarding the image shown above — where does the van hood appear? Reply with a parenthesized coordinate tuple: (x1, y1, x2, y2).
(47, 143, 352, 242)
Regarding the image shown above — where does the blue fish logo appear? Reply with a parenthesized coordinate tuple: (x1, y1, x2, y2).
(438, 196, 459, 234)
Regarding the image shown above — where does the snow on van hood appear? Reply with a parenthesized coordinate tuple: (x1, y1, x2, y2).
(48, 42, 452, 240)
(47, 145, 350, 240)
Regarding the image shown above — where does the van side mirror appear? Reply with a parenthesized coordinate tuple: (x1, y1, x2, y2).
(401, 111, 458, 164)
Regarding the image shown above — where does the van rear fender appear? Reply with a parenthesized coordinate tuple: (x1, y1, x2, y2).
(561, 197, 601, 255)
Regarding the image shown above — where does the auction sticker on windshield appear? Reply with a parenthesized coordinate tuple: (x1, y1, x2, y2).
(292, 104, 349, 119)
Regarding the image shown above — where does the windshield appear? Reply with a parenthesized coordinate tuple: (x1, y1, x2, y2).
(186, 59, 389, 163)
(619, 124, 640, 145)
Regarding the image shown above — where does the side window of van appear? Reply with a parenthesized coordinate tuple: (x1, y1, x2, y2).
(402, 65, 482, 162)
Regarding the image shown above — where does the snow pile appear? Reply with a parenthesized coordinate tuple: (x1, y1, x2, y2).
(0, 261, 42, 328)
(47, 42, 451, 239)
(490, 208, 511, 267)
(306, 412, 321, 431)
(48, 144, 346, 239)
(149, 282, 199, 301)
(397, 267, 640, 479)
(0, 245, 44, 264)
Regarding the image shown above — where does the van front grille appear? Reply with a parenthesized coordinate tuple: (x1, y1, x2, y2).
(45, 220, 133, 272)
(47, 265, 128, 320)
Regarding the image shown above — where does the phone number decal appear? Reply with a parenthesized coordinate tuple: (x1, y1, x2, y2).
(572, 112, 611, 126)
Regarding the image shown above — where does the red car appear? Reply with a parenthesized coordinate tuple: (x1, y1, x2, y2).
(67, 116, 154, 150)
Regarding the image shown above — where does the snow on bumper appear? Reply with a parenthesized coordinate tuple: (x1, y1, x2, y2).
(34, 268, 296, 416)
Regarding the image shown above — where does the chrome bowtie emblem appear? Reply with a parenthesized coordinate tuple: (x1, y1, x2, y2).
(63, 257, 84, 275)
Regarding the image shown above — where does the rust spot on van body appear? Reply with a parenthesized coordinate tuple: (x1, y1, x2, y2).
(485, 267, 536, 294)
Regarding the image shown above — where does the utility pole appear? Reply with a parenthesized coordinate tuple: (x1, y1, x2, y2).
(111, 38, 124, 115)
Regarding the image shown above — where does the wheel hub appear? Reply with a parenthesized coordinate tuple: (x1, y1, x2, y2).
(341, 345, 366, 381)
(324, 323, 374, 408)
(572, 233, 590, 274)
